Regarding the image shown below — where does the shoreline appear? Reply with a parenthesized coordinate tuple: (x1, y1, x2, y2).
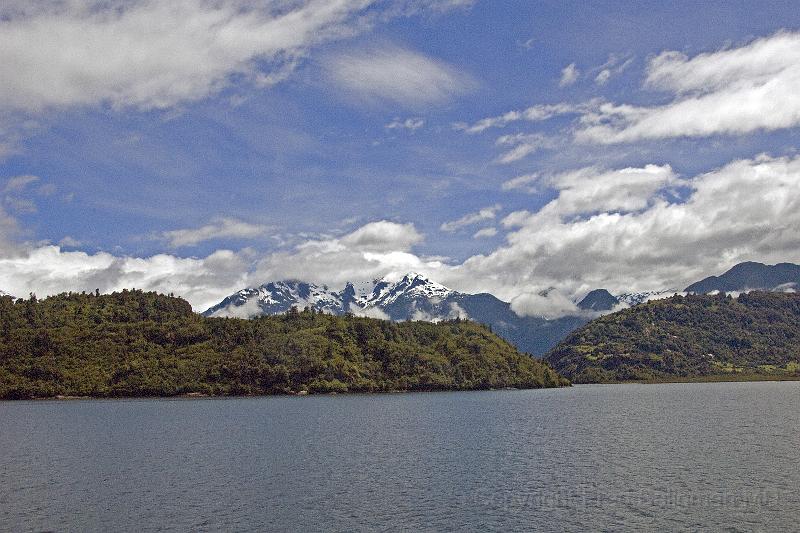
(6, 375, 800, 401)
(3, 385, 557, 402)
(577, 373, 800, 385)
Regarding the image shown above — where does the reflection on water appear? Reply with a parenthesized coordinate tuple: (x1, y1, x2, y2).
(1, 381, 799, 532)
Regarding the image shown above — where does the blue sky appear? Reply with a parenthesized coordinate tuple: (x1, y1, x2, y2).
(2, 0, 800, 313)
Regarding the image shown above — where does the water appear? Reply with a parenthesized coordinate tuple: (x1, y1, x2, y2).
(1, 382, 798, 532)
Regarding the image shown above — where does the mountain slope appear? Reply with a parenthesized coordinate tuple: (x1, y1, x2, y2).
(0, 290, 569, 399)
(685, 261, 800, 294)
(547, 291, 800, 383)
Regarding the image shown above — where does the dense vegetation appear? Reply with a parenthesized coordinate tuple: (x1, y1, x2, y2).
(547, 291, 800, 383)
(0, 290, 567, 399)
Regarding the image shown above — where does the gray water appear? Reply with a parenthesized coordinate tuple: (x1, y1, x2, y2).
(1, 381, 799, 532)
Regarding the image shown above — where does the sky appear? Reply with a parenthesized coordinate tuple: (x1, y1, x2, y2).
(2, 0, 800, 316)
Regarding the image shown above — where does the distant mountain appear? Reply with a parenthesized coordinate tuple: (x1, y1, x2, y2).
(205, 273, 597, 356)
(203, 280, 346, 317)
(615, 290, 677, 307)
(685, 261, 800, 294)
(547, 291, 800, 383)
(577, 289, 619, 311)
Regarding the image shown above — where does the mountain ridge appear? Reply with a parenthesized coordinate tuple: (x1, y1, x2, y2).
(204, 273, 627, 355)
(685, 261, 800, 294)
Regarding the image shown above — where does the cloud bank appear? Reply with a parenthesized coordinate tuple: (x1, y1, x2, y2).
(2, 154, 800, 317)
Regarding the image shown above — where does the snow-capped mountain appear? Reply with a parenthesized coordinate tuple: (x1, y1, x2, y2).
(615, 290, 677, 307)
(202, 262, 800, 356)
(359, 273, 462, 321)
(362, 273, 453, 308)
(204, 273, 592, 355)
(204, 280, 345, 318)
(204, 273, 458, 320)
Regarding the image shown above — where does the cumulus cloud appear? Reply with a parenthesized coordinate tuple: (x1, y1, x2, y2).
(5, 155, 800, 321)
(455, 154, 800, 301)
(559, 63, 580, 86)
(161, 217, 269, 248)
(576, 31, 800, 143)
(325, 44, 473, 107)
(249, 220, 437, 288)
(539, 164, 681, 216)
(440, 204, 502, 232)
(0, 246, 251, 311)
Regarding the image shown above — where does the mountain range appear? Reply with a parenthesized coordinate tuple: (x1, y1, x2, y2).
(203, 261, 800, 356)
(204, 273, 647, 355)
(684, 261, 800, 294)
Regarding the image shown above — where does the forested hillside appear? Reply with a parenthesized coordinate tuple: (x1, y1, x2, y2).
(547, 292, 800, 383)
(0, 290, 567, 399)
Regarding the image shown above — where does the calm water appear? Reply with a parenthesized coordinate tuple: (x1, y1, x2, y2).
(1, 382, 799, 532)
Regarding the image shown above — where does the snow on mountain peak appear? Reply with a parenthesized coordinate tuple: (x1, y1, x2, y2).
(361, 272, 454, 307)
(614, 289, 677, 307)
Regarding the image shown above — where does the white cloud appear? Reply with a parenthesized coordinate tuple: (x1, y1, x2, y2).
(6, 155, 800, 321)
(510, 289, 580, 319)
(473, 227, 497, 239)
(576, 31, 800, 143)
(592, 54, 634, 85)
(0, 0, 378, 113)
(0, 245, 251, 311)
(353, 306, 390, 320)
(559, 63, 580, 87)
(0, 0, 478, 154)
(407, 300, 468, 322)
(208, 297, 264, 319)
(540, 164, 680, 216)
(4, 175, 39, 193)
(494, 133, 552, 163)
(440, 204, 502, 232)
(456, 102, 586, 134)
(385, 117, 425, 131)
(501, 173, 539, 192)
(2, 174, 54, 214)
(455, 154, 800, 302)
(325, 44, 473, 107)
(252, 221, 438, 289)
(339, 220, 422, 251)
(57, 236, 82, 248)
(161, 217, 269, 248)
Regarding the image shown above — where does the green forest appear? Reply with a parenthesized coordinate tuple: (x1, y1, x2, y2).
(0, 290, 567, 399)
(547, 291, 800, 383)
